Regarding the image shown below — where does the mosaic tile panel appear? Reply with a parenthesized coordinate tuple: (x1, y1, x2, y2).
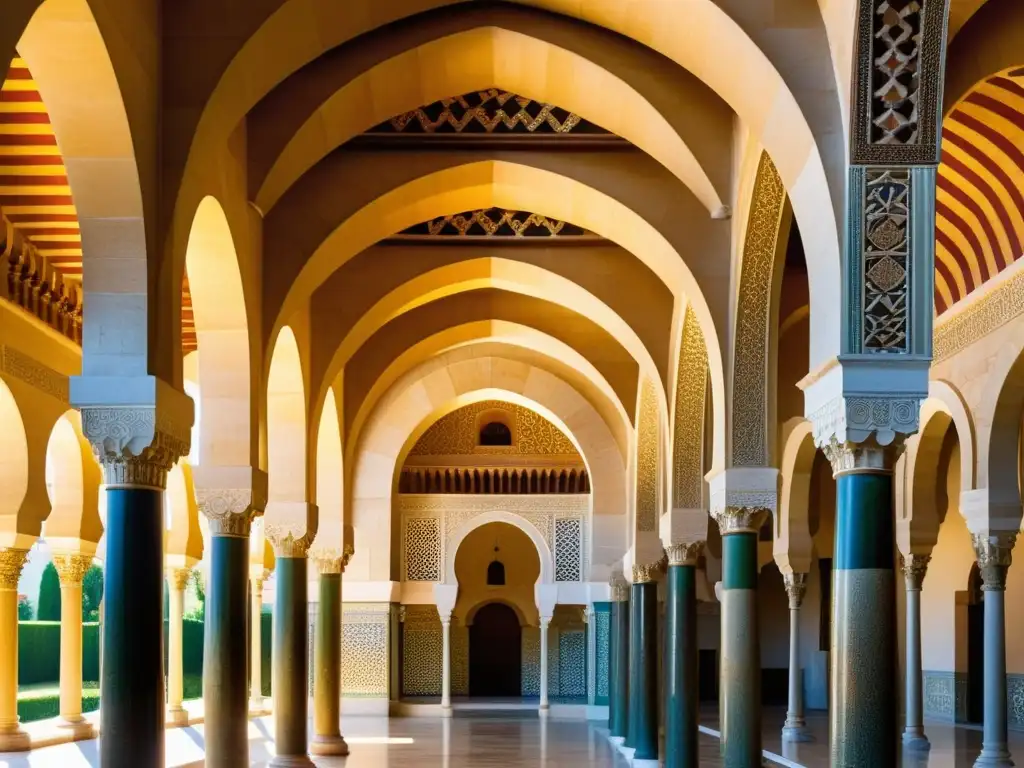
(405, 517, 442, 581)
(342, 603, 390, 698)
(522, 627, 540, 696)
(402, 607, 442, 696)
(1009, 674, 1024, 729)
(452, 625, 469, 696)
(554, 517, 582, 582)
(558, 630, 586, 699)
(595, 605, 610, 704)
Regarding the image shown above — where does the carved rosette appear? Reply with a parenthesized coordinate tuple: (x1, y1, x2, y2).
(81, 405, 191, 490)
(266, 525, 315, 558)
(0, 548, 29, 589)
(167, 567, 192, 591)
(197, 486, 267, 538)
(609, 574, 630, 602)
(665, 541, 705, 567)
(899, 553, 931, 591)
(52, 553, 93, 587)
(973, 533, 1016, 591)
(632, 553, 667, 584)
(783, 572, 808, 610)
(712, 506, 769, 536)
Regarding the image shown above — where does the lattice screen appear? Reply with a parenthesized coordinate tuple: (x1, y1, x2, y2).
(405, 517, 442, 581)
(559, 630, 587, 698)
(554, 518, 582, 582)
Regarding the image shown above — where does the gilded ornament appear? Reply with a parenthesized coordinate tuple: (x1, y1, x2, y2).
(933, 265, 1024, 363)
(52, 553, 94, 587)
(673, 306, 707, 510)
(631, 553, 667, 584)
(712, 506, 769, 536)
(313, 549, 346, 575)
(665, 541, 704, 566)
(400, 208, 585, 238)
(409, 400, 578, 457)
(635, 377, 659, 533)
(167, 567, 192, 591)
(0, 548, 29, 589)
(783, 572, 808, 609)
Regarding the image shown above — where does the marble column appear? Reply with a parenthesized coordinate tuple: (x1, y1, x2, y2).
(714, 507, 767, 767)
(440, 609, 453, 712)
(973, 533, 1015, 768)
(539, 615, 551, 714)
(51, 553, 96, 737)
(249, 569, 268, 710)
(827, 443, 897, 766)
(781, 572, 811, 742)
(628, 559, 663, 767)
(310, 552, 349, 756)
(609, 577, 630, 744)
(203, 515, 254, 767)
(901, 553, 931, 751)
(0, 548, 29, 751)
(166, 566, 191, 726)
(664, 543, 703, 768)
(271, 539, 313, 767)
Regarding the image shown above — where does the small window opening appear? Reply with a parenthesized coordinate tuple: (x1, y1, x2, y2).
(479, 421, 512, 446)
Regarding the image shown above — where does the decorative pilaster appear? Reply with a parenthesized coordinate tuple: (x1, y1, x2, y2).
(628, 557, 664, 766)
(74, 385, 193, 768)
(713, 506, 768, 767)
(609, 574, 630, 743)
(539, 615, 552, 714)
(440, 610, 453, 711)
(310, 547, 352, 756)
(901, 553, 931, 751)
(0, 548, 29, 751)
(664, 542, 703, 768)
(781, 572, 811, 743)
(197, 476, 266, 768)
(166, 567, 191, 726)
(972, 533, 1015, 768)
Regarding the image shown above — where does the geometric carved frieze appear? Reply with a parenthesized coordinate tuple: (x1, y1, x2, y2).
(732, 152, 785, 467)
(0, 345, 68, 403)
(397, 208, 588, 239)
(635, 376, 659, 533)
(933, 264, 1024, 363)
(673, 306, 707, 509)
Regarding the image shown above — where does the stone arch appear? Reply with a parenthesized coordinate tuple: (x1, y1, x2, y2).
(730, 151, 790, 468)
(773, 418, 816, 574)
(901, 398, 961, 553)
(276, 160, 717, 467)
(184, 196, 254, 467)
(446, 511, 553, 586)
(266, 326, 307, 505)
(312, 384, 344, 548)
(166, 461, 203, 567)
(256, 26, 724, 217)
(43, 409, 102, 552)
(17, 0, 150, 376)
(926, 380, 976, 492)
(464, 597, 529, 628)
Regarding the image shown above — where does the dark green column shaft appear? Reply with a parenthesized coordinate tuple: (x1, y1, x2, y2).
(101, 487, 164, 768)
(204, 533, 250, 767)
(610, 595, 630, 739)
(311, 571, 348, 755)
(628, 580, 659, 762)
(721, 529, 762, 767)
(271, 556, 312, 767)
(831, 470, 896, 765)
(665, 561, 699, 768)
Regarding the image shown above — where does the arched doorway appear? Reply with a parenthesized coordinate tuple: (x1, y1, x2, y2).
(967, 563, 985, 724)
(469, 603, 522, 697)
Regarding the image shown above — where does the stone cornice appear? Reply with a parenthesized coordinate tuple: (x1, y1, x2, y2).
(934, 259, 1024, 364)
(0, 345, 68, 403)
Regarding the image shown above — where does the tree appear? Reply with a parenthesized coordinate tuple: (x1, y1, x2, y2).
(17, 595, 33, 620)
(186, 569, 206, 621)
(37, 561, 61, 621)
(82, 565, 103, 622)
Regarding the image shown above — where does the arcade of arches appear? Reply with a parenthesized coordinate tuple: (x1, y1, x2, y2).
(2, 1, 1024, 767)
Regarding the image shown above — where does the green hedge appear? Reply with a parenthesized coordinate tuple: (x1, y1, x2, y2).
(18, 688, 100, 723)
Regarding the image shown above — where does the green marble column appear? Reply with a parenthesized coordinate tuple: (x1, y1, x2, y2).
(310, 556, 348, 756)
(715, 508, 766, 768)
(628, 563, 662, 765)
(204, 531, 251, 767)
(830, 460, 896, 766)
(664, 543, 703, 768)
(609, 579, 630, 742)
(272, 555, 313, 767)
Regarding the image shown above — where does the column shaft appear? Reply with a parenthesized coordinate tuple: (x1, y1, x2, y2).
(978, 587, 1010, 765)
(272, 556, 312, 767)
(204, 534, 250, 767)
(721, 531, 762, 767)
(101, 488, 165, 768)
(664, 565, 698, 768)
(311, 572, 347, 755)
(831, 471, 896, 765)
(53, 555, 94, 735)
(782, 572, 810, 743)
(0, 549, 29, 751)
(166, 570, 187, 724)
(628, 581, 659, 762)
(609, 598, 630, 740)
(539, 619, 551, 711)
(441, 618, 452, 710)
(903, 569, 929, 750)
(250, 579, 265, 708)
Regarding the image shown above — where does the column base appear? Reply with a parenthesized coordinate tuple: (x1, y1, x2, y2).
(0, 728, 30, 752)
(902, 730, 930, 751)
(57, 717, 96, 738)
(539, 705, 550, 719)
(310, 734, 350, 756)
(269, 755, 316, 767)
(782, 722, 814, 743)
(166, 705, 190, 727)
(974, 749, 1014, 768)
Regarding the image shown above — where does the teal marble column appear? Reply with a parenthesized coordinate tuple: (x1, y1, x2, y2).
(609, 579, 630, 742)
(204, 529, 251, 767)
(664, 543, 703, 768)
(715, 508, 766, 768)
(830, 457, 896, 765)
(972, 533, 1015, 768)
(310, 555, 348, 756)
(101, 485, 166, 768)
(628, 562, 662, 765)
(272, 554, 313, 767)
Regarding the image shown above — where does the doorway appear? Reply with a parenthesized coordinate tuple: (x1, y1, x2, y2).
(469, 603, 522, 697)
(967, 564, 985, 724)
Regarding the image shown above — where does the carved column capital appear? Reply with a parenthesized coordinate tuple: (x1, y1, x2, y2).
(312, 549, 344, 575)
(665, 540, 705, 566)
(267, 525, 315, 558)
(783, 572, 808, 609)
(972, 532, 1016, 591)
(609, 574, 630, 602)
(712, 506, 769, 536)
(52, 553, 93, 587)
(0, 548, 29, 589)
(166, 566, 192, 592)
(631, 553, 667, 584)
(899, 552, 931, 591)
(264, 502, 318, 557)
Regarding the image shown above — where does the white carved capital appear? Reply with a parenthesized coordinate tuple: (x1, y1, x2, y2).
(195, 469, 268, 537)
(707, 467, 778, 528)
(265, 501, 318, 557)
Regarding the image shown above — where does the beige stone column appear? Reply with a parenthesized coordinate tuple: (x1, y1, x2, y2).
(167, 567, 191, 725)
(249, 568, 268, 711)
(0, 548, 30, 751)
(53, 553, 96, 736)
